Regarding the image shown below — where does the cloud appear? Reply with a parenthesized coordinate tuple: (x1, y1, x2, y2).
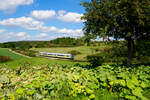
(0, 30, 31, 43)
(0, 17, 83, 37)
(38, 33, 48, 37)
(0, 28, 83, 43)
(16, 32, 26, 37)
(31, 10, 56, 20)
(0, 0, 34, 12)
(34, 33, 52, 40)
(57, 28, 83, 36)
(30, 10, 84, 23)
(58, 10, 66, 16)
(0, 29, 6, 33)
(57, 11, 84, 23)
(0, 17, 44, 31)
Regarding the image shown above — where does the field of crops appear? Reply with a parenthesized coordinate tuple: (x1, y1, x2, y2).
(32, 46, 107, 61)
(0, 64, 150, 100)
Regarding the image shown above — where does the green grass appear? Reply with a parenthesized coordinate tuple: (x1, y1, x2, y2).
(0, 48, 87, 68)
(32, 46, 107, 61)
(0, 48, 26, 59)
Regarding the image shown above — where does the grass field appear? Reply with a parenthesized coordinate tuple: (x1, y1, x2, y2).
(32, 46, 107, 61)
(0, 48, 26, 60)
(0, 48, 87, 68)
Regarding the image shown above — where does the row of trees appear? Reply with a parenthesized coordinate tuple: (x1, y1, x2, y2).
(0, 37, 85, 50)
(49, 37, 84, 46)
(81, 0, 150, 65)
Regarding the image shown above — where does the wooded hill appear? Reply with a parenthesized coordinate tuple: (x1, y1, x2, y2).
(0, 37, 85, 49)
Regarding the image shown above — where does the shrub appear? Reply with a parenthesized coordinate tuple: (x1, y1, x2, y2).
(94, 48, 100, 52)
(87, 54, 104, 67)
(24, 50, 38, 57)
(68, 50, 81, 55)
(103, 47, 109, 52)
(87, 43, 128, 67)
(15, 50, 38, 57)
(0, 56, 11, 62)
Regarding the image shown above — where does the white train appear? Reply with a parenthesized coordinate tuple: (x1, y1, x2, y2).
(40, 52, 74, 59)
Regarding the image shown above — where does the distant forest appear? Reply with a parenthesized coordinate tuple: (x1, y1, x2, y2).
(0, 37, 85, 49)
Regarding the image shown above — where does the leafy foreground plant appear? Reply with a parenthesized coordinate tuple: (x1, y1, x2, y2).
(0, 64, 149, 100)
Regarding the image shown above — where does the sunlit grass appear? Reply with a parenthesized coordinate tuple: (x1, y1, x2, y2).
(0, 48, 87, 68)
(32, 46, 108, 61)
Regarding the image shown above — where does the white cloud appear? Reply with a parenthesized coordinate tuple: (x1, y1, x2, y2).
(0, 29, 6, 33)
(0, 29, 83, 43)
(0, 17, 44, 31)
(0, 31, 31, 43)
(16, 32, 26, 37)
(57, 11, 84, 23)
(58, 10, 66, 16)
(57, 28, 83, 36)
(0, 0, 34, 11)
(38, 33, 48, 37)
(0, 17, 83, 38)
(30, 10, 84, 23)
(31, 10, 56, 20)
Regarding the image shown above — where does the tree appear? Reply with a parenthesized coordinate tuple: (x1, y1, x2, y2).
(81, 0, 150, 65)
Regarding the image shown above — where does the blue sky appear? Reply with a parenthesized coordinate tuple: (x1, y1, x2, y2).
(0, 0, 89, 43)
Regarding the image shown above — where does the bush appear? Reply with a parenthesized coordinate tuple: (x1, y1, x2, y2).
(87, 43, 128, 67)
(103, 47, 109, 52)
(94, 48, 100, 52)
(15, 50, 38, 57)
(24, 50, 38, 57)
(68, 50, 81, 55)
(0, 56, 11, 62)
(87, 54, 104, 67)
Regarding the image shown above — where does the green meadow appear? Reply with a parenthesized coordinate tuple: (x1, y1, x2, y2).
(0, 48, 26, 60)
(32, 46, 107, 61)
(0, 48, 87, 68)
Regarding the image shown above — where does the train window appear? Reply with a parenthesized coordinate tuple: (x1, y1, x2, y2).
(57, 55, 64, 56)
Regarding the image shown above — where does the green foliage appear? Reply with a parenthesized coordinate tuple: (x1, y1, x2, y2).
(50, 37, 84, 47)
(0, 37, 84, 49)
(87, 54, 104, 67)
(82, 0, 150, 40)
(0, 64, 149, 100)
(15, 50, 38, 57)
(81, 0, 150, 65)
(136, 40, 150, 62)
(87, 40, 150, 66)
(87, 42, 128, 66)
(25, 50, 37, 57)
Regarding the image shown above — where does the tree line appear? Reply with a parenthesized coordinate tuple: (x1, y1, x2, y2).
(0, 37, 85, 50)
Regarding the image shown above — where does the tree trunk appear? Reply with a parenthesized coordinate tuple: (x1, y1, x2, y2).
(102, 37, 104, 41)
(127, 38, 135, 66)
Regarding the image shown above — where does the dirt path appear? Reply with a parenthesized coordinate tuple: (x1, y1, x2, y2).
(8, 49, 31, 58)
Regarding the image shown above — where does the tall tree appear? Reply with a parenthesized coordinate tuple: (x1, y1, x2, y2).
(82, 0, 150, 65)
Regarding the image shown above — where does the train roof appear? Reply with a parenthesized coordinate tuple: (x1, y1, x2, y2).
(40, 52, 73, 55)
